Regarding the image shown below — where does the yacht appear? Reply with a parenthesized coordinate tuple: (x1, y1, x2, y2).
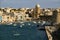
(13, 24, 17, 26)
(20, 25, 23, 27)
(28, 23, 31, 25)
(7, 22, 13, 25)
(20, 22, 24, 24)
(33, 21, 37, 24)
(13, 33, 20, 36)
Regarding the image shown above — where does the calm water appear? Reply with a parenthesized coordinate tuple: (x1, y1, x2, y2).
(0, 22, 48, 40)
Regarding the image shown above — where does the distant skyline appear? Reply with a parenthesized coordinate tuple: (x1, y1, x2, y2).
(0, 0, 60, 8)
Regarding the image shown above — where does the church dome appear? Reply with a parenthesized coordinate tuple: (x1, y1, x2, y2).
(36, 4, 40, 7)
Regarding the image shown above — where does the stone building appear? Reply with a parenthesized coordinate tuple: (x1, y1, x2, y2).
(14, 8, 31, 21)
(2, 13, 15, 23)
(33, 4, 41, 19)
(56, 8, 60, 24)
(4, 7, 12, 13)
(0, 9, 3, 22)
(0, 5, 60, 24)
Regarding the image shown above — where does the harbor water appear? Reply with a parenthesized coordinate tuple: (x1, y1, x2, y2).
(0, 21, 48, 40)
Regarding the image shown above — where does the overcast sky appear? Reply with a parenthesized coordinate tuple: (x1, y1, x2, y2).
(0, 0, 60, 8)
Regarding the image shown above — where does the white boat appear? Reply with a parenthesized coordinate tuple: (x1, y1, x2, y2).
(38, 21, 41, 23)
(7, 23, 13, 25)
(20, 25, 23, 27)
(33, 21, 36, 24)
(42, 21, 46, 25)
(13, 24, 17, 26)
(22, 24, 25, 26)
(20, 22, 24, 24)
(13, 33, 20, 36)
(28, 23, 31, 25)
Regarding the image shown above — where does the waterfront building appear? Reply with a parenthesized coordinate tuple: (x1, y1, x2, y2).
(20, 8, 27, 13)
(10, 9, 16, 13)
(0, 5, 60, 24)
(56, 8, 60, 24)
(26, 8, 33, 18)
(0, 9, 3, 22)
(44, 9, 53, 16)
(0, 10, 3, 16)
(2, 13, 15, 23)
(14, 10, 31, 21)
(4, 7, 12, 13)
(39, 8, 53, 24)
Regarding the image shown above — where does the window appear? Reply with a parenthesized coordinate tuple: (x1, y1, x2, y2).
(7, 17, 9, 19)
(20, 16, 22, 19)
(25, 15, 26, 17)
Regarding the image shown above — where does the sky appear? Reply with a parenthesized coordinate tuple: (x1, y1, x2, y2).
(0, 0, 60, 8)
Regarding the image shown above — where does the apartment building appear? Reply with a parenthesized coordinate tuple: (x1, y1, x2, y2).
(0, 4, 60, 24)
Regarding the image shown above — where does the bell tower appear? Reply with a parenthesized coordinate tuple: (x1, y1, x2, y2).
(34, 4, 41, 19)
